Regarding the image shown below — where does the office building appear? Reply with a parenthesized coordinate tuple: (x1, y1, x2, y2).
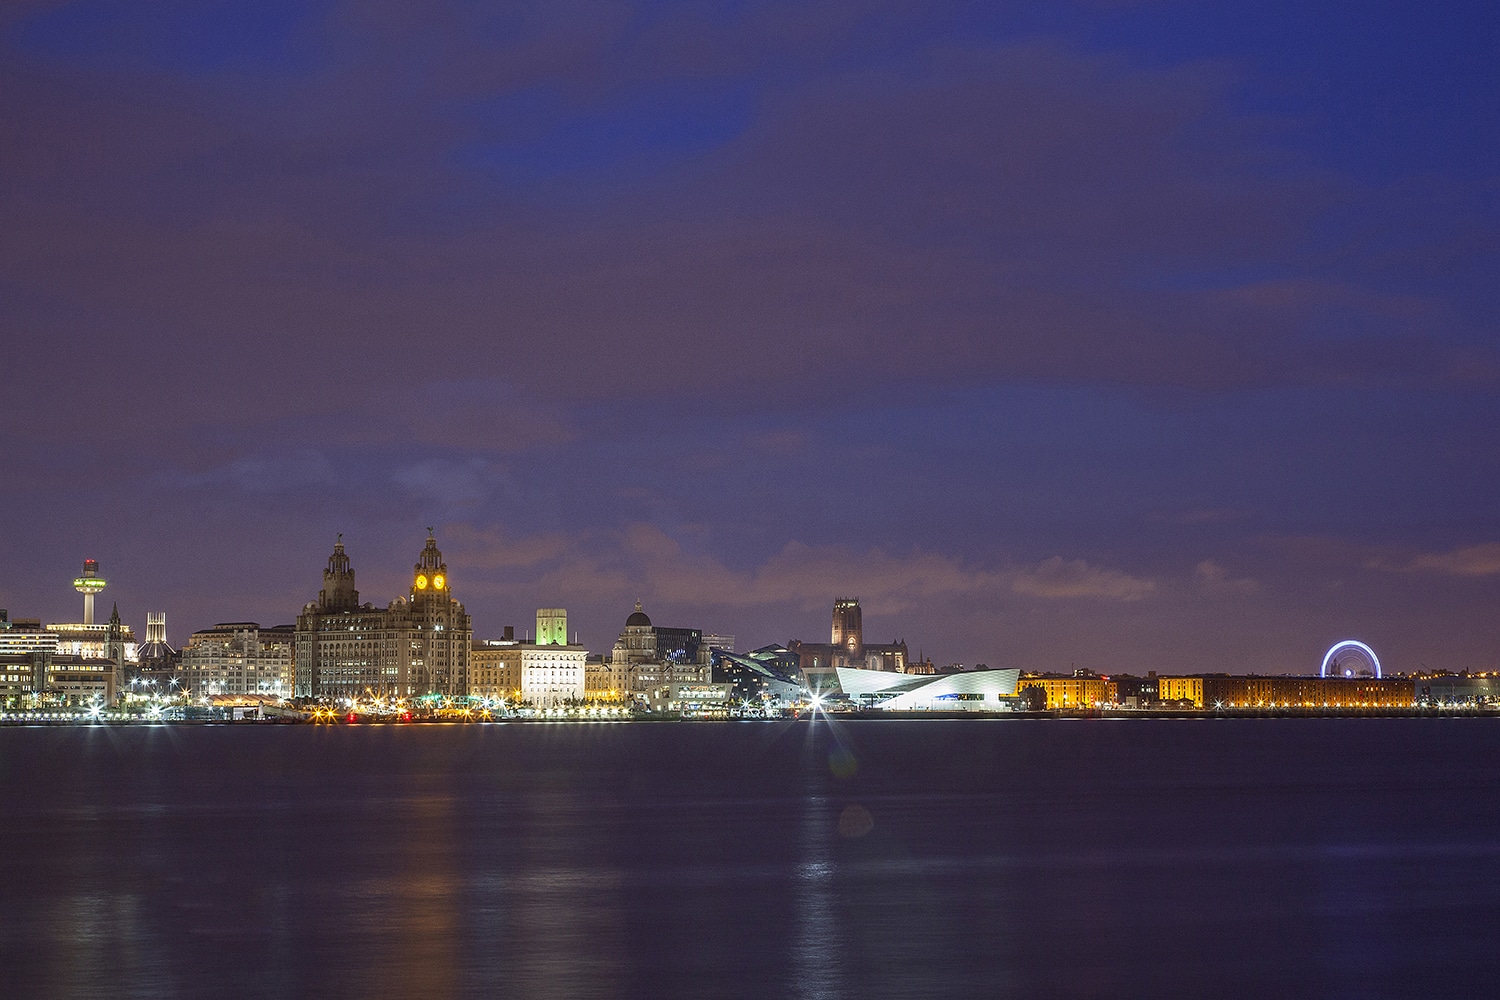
(179, 623, 295, 697)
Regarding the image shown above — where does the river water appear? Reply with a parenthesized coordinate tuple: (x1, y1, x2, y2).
(1, 717, 1497, 998)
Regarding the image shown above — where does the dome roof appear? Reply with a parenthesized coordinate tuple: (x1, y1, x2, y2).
(626, 600, 651, 628)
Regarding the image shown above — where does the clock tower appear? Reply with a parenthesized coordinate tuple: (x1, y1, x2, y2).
(401, 529, 471, 696)
(411, 528, 449, 603)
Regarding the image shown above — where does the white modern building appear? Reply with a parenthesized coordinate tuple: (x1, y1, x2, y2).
(834, 666, 1023, 712)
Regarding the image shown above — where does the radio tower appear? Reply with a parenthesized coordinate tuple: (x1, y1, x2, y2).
(73, 559, 107, 625)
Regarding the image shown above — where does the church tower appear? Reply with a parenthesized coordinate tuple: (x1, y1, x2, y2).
(831, 598, 863, 660)
(107, 602, 127, 702)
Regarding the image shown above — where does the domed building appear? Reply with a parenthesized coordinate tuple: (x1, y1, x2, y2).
(606, 601, 721, 711)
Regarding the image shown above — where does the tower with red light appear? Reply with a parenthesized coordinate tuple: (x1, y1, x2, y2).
(73, 559, 107, 625)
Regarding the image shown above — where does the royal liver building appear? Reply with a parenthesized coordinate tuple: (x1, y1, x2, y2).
(294, 532, 472, 700)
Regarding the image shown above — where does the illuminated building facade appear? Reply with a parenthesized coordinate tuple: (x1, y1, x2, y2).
(712, 645, 804, 705)
(1019, 674, 1115, 710)
(838, 665, 1023, 711)
(520, 642, 587, 706)
(1152, 675, 1417, 709)
(0, 611, 119, 707)
(1203, 675, 1414, 709)
(831, 598, 862, 659)
(472, 630, 522, 702)
(294, 533, 473, 700)
(179, 623, 295, 697)
(536, 608, 568, 646)
(135, 612, 180, 688)
(609, 602, 712, 706)
(584, 655, 622, 701)
(1157, 675, 1204, 707)
(519, 607, 587, 706)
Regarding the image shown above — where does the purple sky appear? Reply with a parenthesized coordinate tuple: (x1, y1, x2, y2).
(3, 1, 1497, 674)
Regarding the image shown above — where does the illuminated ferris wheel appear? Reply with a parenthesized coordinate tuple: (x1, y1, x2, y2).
(1319, 639, 1382, 679)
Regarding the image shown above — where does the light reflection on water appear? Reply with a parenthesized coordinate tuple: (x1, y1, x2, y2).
(2, 719, 1500, 998)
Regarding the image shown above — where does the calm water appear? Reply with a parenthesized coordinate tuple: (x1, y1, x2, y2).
(2, 718, 1498, 999)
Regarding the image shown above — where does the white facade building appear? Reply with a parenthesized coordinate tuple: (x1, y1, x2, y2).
(520, 643, 587, 706)
(834, 666, 1022, 711)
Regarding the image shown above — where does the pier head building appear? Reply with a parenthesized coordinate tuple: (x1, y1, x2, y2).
(294, 533, 472, 701)
(607, 601, 725, 711)
(471, 610, 588, 707)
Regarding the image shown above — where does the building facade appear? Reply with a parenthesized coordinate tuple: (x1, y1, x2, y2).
(471, 634, 522, 703)
(608, 602, 712, 707)
(1, 610, 119, 707)
(178, 623, 295, 697)
(294, 533, 473, 701)
(1018, 674, 1115, 710)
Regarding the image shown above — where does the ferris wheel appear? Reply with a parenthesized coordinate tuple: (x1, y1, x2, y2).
(1319, 639, 1382, 679)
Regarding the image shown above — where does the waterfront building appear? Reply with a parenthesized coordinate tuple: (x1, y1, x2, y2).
(836, 665, 1023, 712)
(1016, 673, 1115, 710)
(536, 608, 568, 646)
(471, 629, 522, 703)
(1202, 675, 1415, 709)
(608, 602, 712, 707)
(1156, 675, 1203, 708)
(1152, 675, 1417, 710)
(0, 610, 119, 707)
(520, 641, 587, 706)
(472, 613, 589, 707)
(519, 607, 588, 706)
(178, 623, 295, 697)
(711, 646, 804, 706)
(42, 656, 117, 706)
(583, 654, 621, 702)
(1416, 673, 1500, 707)
(294, 533, 473, 701)
(1111, 672, 1159, 708)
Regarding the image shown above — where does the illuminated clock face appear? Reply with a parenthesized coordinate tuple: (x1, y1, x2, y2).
(433, 574, 445, 590)
(415, 574, 428, 590)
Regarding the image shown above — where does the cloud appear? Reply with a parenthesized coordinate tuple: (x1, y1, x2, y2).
(442, 520, 1002, 614)
(164, 449, 337, 494)
(1398, 544, 1500, 577)
(1011, 556, 1155, 601)
(1194, 559, 1260, 595)
(436, 523, 573, 570)
(390, 457, 507, 507)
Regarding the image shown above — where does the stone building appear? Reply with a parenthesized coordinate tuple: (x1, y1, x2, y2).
(294, 533, 472, 701)
(179, 623, 295, 697)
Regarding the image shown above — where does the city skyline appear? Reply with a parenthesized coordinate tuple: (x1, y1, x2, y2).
(0, 536, 1480, 678)
(2, 2, 1497, 675)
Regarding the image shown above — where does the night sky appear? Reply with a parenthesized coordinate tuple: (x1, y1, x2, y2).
(3, 1, 1496, 674)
